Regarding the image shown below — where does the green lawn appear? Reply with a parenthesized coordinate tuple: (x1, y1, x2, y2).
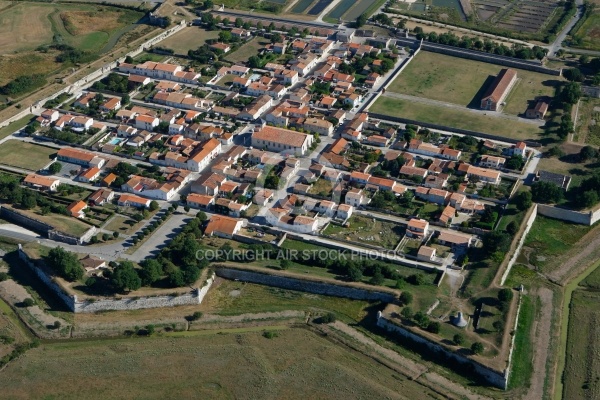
(386, 51, 561, 115)
(224, 37, 268, 63)
(522, 216, 593, 273)
(0, 140, 56, 170)
(159, 27, 220, 55)
(508, 294, 534, 389)
(0, 114, 34, 140)
(370, 96, 545, 141)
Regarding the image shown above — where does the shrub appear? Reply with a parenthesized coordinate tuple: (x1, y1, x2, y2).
(400, 306, 414, 319)
(53, 321, 61, 330)
(189, 311, 203, 321)
(453, 334, 464, 346)
(471, 342, 484, 355)
(498, 288, 513, 302)
(427, 321, 441, 334)
(263, 330, 278, 339)
(22, 298, 34, 307)
(0, 272, 8, 282)
(399, 291, 413, 305)
(319, 312, 337, 324)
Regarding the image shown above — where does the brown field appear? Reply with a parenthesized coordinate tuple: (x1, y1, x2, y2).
(0, 4, 55, 53)
(0, 52, 62, 86)
(158, 27, 220, 55)
(0, 328, 444, 399)
(60, 11, 126, 36)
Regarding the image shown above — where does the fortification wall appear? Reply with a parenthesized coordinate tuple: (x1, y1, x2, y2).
(536, 204, 593, 225)
(214, 267, 398, 302)
(376, 314, 507, 389)
(500, 204, 537, 285)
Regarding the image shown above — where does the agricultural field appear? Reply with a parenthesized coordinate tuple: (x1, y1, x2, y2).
(370, 96, 545, 140)
(322, 215, 405, 249)
(575, 96, 600, 145)
(0, 327, 445, 399)
(386, 51, 560, 116)
(563, 289, 600, 399)
(0, 140, 56, 171)
(391, 0, 568, 39)
(158, 27, 220, 56)
(570, 12, 600, 51)
(326, 0, 386, 20)
(0, 2, 144, 92)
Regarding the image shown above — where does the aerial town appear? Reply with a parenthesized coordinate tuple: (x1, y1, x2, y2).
(0, 0, 598, 398)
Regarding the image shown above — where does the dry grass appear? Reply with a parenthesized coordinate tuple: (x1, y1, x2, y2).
(0, 52, 62, 86)
(59, 11, 126, 36)
(0, 328, 443, 399)
(159, 27, 220, 55)
(14, 207, 91, 237)
(0, 140, 56, 170)
(388, 51, 561, 115)
(0, 4, 55, 53)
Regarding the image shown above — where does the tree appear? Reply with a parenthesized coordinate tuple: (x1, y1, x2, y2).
(218, 30, 232, 43)
(355, 12, 368, 28)
(146, 324, 155, 335)
(563, 68, 584, 82)
(506, 221, 518, 235)
(413, 311, 429, 328)
(113, 231, 119, 239)
(347, 264, 363, 281)
(580, 145, 598, 161)
(45, 247, 84, 281)
(407, 273, 426, 286)
(196, 211, 207, 222)
(49, 162, 62, 174)
(53, 320, 61, 330)
(319, 312, 336, 323)
(453, 334, 464, 346)
(102, 233, 110, 242)
(401, 306, 414, 319)
(492, 320, 504, 332)
(22, 298, 34, 307)
(279, 259, 291, 270)
(399, 291, 413, 305)
(124, 55, 134, 64)
(560, 82, 582, 105)
(149, 200, 159, 211)
(111, 261, 142, 292)
(482, 231, 511, 255)
(370, 269, 385, 285)
(581, 190, 599, 208)
(531, 181, 563, 204)
(270, 32, 282, 44)
(505, 156, 524, 170)
(190, 311, 203, 321)
(427, 321, 441, 334)
(139, 259, 162, 286)
(498, 288, 513, 302)
(471, 342, 484, 355)
(514, 191, 532, 211)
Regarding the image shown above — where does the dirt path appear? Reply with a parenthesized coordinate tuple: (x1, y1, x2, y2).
(329, 321, 492, 400)
(521, 287, 553, 400)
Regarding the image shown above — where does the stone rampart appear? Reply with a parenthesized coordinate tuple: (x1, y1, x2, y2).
(214, 266, 398, 303)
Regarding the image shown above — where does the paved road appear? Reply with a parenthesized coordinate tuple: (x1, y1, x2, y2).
(547, 0, 585, 56)
(381, 92, 543, 126)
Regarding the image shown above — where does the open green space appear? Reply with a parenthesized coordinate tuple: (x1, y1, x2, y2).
(508, 295, 534, 389)
(224, 37, 269, 63)
(571, 12, 600, 51)
(322, 215, 405, 249)
(0, 140, 56, 170)
(521, 216, 593, 274)
(104, 215, 144, 235)
(158, 27, 220, 56)
(562, 289, 600, 399)
(575, 96, 600, 145)
(0, 114, 33, 140)
(370, 96, 545, 140)
(0, 327, 445, 399)
(13, 207, 91, 237)
(386, 51, 560, 116)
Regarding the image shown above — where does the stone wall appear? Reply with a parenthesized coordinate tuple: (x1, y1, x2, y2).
(214, 266, 398, 302)
(536, 203, 594, 225)
(18, 248, 76, 311)
(376, 314, 507, 389)
(1, 206, 95, 245)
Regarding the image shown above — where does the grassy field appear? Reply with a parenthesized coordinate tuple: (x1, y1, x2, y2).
(158, 27, 220, 55)
(0, 114, 34, 140)
(386, 51, 560, 115)
(563, 290, 600, 399)
(225, 37, 269, 63)
(13, 207, 91, 237)
(370, 96, 545, 140)
(0, 327, 446, 399)
(536, 142, 595, 188)
(508, 295, 534, 389)
(323, 215, 405, 249)
(0, 140, 56, 170)
(0, 3, 143, 87)
(571, 12, 600, 51)
(104, 215, 144, 235)
(521, 216, 593, 274)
